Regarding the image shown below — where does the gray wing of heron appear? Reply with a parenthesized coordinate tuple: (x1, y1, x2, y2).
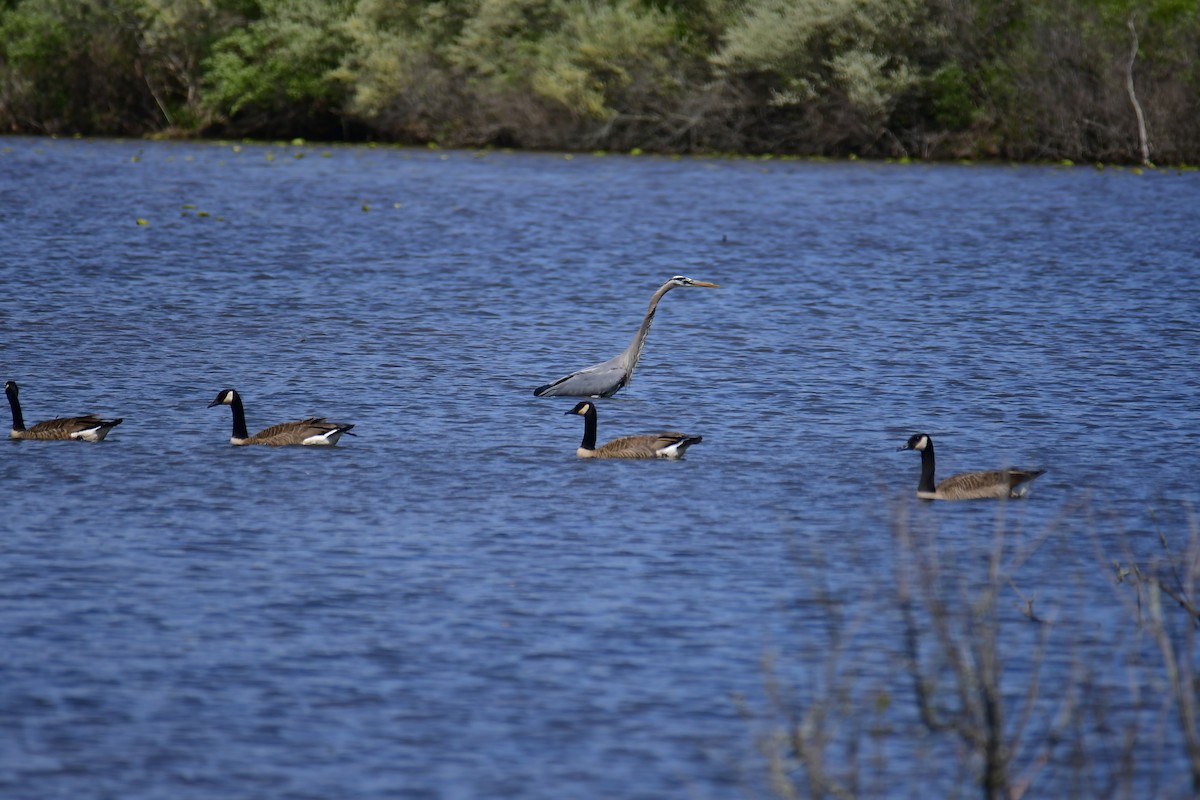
(533, 352, 630, 398)
(533, 275, 719, 398)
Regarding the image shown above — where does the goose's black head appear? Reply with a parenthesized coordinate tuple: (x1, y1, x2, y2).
(899, 433, 931, 452)
(566, 401, 596, 417)
(4, 381, 17, 399)
(208, 388, 238, 408)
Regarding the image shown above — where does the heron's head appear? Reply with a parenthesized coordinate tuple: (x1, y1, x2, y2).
(208, 389, 238, 408)
(669, 275, 719, 289)
(566, 401, 595, 417)
(899, 433, 931, 452)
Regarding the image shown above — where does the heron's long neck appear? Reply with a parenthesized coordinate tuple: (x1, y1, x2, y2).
(229, 395, 250, 440)
(6, 390, 25, 431)
(918, 443, 937, 494)
(579, 408, 598, 451)
(623, 282, 673, 371)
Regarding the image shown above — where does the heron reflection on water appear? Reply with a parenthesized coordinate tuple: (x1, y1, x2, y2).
(533, 275, 720, 398)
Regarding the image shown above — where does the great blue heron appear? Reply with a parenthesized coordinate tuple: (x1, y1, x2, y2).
(208, 389, 355, 446)
(898, 433, 1045, 500)
(5, 380, 123, 441)
(533, 275, 719, 397)
(565, 400, 702, 459)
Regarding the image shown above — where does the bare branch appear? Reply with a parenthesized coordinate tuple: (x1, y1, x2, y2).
(1125, 15, 1152, 167)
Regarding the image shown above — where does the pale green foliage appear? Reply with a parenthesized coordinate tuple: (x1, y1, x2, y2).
(337, 26, 417, 118)
(337, 0, 682, 128)
(337, 0, 480, 119)
(337, 2, 424, 118)
(134, 0, 229, 123)
(714, 0, 931, 123)
(830, 50, 914, 121)
(529, 1, 680, 119)
(137, 0, 217, 45)
(204, 0, 351, 120)
(437, 0, 679, 119)
(449, 0, 559, 80)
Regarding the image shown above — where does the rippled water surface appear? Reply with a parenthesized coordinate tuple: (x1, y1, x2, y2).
(2, 137, 1198, 798)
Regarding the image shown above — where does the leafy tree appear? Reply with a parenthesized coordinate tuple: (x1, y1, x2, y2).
(334, 0, 482, 142)
(133, 0, 241, 130)
(713, 0, 934, 128)
(1, 0, 1198, 159)
(202, 0, 353, 137)
(0, 0, 156, 134)
(337, 0, 686, 148)
(528, 0, 683, 125)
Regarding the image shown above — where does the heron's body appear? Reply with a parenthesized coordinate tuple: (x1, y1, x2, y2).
(534, 276, 718, 398)
(208, 389, 354, 446)
(566, 401, 701, 459)
(899, 433, 1044, 500)
(6, 381, 123, 441)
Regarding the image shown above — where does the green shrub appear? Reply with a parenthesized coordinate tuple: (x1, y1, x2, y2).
(929, 63, 974, 130)
(0, 0, 155, 133)
(202, 0, 353, 136)
(713, 0, 932, 124)
(527, 1, 682, 120)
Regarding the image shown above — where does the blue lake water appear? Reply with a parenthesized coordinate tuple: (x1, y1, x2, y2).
(1, 137, 1198, 798)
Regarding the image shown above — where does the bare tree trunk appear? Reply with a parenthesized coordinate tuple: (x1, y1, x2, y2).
(1125, 16, 1151, 166)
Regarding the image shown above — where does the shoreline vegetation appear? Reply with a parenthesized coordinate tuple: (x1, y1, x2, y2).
(2, 1, 1198, 166)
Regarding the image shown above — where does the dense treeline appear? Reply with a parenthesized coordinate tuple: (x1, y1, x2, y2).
(1, 0, 1198, 163)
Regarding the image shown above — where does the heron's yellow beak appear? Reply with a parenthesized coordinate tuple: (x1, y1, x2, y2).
(692, 280, 720, 288)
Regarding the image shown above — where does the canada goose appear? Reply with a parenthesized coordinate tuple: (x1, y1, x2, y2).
(898, 433, 1045, 500)
(565, 401, 702, 459)
(534, 275, 720, 398)
(5, 380, 123, 441)
(207, 388, 354, 446)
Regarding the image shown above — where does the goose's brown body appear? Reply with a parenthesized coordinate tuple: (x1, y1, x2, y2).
(900, 433, 1044, 500)
(566, 401, 701, 459)
(232, 417, 354, 446)
(6, 381, 123, 441)
(920, 468, 1047, 500)
(208, 389, 354, 446)
(577, 431, 700, 459)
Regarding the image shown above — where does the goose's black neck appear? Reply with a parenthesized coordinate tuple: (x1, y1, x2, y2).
(229, 394, 250, 440)
(918, 440, 937, 494)
(579, 405, 598, 451)
(5, 385, 25, 431)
